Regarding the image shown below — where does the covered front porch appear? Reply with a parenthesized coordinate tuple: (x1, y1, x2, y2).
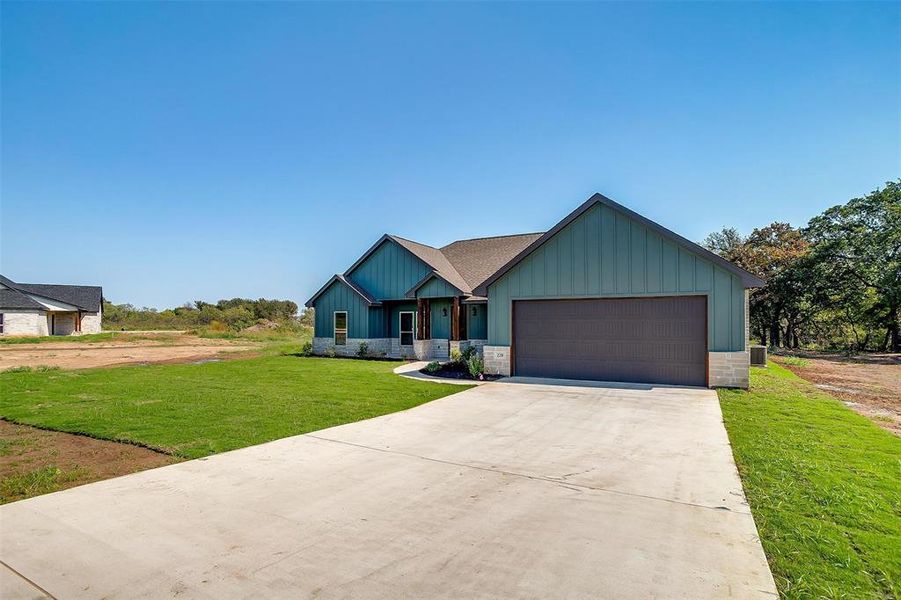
(47, 310, 88, 336)
(366, 296, 486, 361)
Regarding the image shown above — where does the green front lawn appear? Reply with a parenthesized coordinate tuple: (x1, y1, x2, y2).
(719, 363, 900, 599)
(1, 356, 468, 459)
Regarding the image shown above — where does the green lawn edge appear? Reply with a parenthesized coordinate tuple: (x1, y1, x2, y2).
(719, 363, 900, 599)
(1, 356, 470, 459)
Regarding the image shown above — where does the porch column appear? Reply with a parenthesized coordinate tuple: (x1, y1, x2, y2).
(416, 299, 425, 340)
(416, 298, 431, 340)
(451, 297, 461, 341)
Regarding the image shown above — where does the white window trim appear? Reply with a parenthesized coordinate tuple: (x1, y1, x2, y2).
(399, 311, 416, 346)
(334, 311, 348, 345)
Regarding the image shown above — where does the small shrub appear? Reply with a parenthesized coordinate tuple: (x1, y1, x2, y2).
(325, 346, 337, 358)
(3, 366, 32, 374)
(300, 341, 313, 356)
(425, 361, 441, 374)
(460, 345, 477, 362)
(467, 354, 484, 378)
(35, 365, 60, 373)
(356, 342, 369, 358)
(450, 348, 463, 364)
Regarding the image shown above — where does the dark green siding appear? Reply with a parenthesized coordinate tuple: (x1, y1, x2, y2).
(416, 276, 461, 299)
(388, 302, 418, 339)
(430, 300, 451, 340)
(347, 239, 431, 300)
(368, 307, 386, 338)
(467, 304, 487, 340)
(487, 203, 746, 352)
(313, 280, 369, 338)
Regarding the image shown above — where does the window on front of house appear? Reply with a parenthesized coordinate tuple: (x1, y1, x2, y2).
(334, 311, 347, 345)
(399, 311, 415, 346)
(0, 313, 4, 334)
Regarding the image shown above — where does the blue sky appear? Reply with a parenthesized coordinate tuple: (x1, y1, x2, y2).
(2, 2, 898, 309)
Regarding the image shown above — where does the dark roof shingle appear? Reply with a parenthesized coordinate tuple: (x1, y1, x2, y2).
(0, 275, 103, 312)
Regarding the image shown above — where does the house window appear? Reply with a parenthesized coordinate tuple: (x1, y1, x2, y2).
(399, 311, 415, 346)
(0, 313, 4, 334)
(334, 311, 347, 345)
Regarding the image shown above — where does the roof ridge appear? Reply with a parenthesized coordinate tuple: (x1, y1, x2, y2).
(441, 232, 544, 248)
(387, 234, 437, 250)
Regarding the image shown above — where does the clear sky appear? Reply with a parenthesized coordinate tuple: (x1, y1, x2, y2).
(2, 2, 898, 309)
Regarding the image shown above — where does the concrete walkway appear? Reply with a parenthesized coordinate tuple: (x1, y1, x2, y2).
(0, 380, 776, 599)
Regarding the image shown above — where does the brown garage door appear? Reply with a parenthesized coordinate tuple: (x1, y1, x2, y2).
(513, 296, 707, 386)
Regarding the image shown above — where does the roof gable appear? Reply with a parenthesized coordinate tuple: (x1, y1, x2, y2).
(405, 271, 465, 299)
(305, 274, 380, 308)
(473, 194, 765, 295)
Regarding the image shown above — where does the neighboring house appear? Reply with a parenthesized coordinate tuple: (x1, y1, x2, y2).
(0, 275, 103, 337)
(306, 194, 763, 388)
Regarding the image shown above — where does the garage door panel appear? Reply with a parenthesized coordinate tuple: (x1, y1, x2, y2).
(513, 297, 707, 386)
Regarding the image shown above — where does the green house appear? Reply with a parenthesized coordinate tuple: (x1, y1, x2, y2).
(306, 193, 763, 388)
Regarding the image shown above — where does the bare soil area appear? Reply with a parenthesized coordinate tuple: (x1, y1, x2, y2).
(0, 333, 259, 370)
(0, 420, 177, 504)
(773, 352, 901, 435)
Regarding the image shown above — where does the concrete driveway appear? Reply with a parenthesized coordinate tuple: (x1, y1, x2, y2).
(1, 379, 776, 599)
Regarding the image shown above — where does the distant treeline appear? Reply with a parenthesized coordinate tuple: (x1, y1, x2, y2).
(103, 297, 313, 331)
(703, 180, 899, 353)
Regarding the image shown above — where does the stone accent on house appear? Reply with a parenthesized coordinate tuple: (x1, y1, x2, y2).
(413, 339, 449, 361)
(80, 311, 102, 334)
(709, 351, 750, 388)
(483, 345, 511, 376)
(449, 339, 488, 357)
(1, 310, 49, 336)
(313, 337, 394, 358)
(709, 290, 750, 388)
(312, 337, 484, 361)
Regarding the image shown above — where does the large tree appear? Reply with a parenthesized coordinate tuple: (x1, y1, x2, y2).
(804, 181, 901, 351)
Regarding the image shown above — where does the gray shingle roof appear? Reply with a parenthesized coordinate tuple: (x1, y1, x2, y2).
(0, 275, 103, 312)
(388, 235, 472, 294)
(440, 233, 544, 292)
(0, 288, 45, 310)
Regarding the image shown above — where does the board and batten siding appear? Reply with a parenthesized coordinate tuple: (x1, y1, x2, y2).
(467, 304, 488, 339)
(429, 299, 451, 340)
(313, 280, 370, 339)
(346, 239, 432, 300)
(415, 276, 462, 299)
(487, 203, 746, 352)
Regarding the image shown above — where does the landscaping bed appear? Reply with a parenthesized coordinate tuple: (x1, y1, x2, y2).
(420, 361, 503, 381)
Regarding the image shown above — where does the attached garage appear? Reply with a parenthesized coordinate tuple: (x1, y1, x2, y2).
(513, 296, 707, 386)
(474, 193, 765, 388)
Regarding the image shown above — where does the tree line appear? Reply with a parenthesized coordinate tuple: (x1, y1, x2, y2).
(703, 180, 899, 353)
(103, 297, 311, 331)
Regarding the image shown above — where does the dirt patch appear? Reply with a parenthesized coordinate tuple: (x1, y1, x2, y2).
(0, 333, 259, 370)
(0, 420, 178, 504)
(772, 352, 901, 435)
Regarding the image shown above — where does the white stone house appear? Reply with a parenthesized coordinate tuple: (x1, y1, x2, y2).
(0, 274, 103, 337)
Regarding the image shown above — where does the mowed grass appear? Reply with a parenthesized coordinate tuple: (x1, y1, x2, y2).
(719, 363, 900, 599)
(1, 356, 468, 459)
(0, 332, 142, 345)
